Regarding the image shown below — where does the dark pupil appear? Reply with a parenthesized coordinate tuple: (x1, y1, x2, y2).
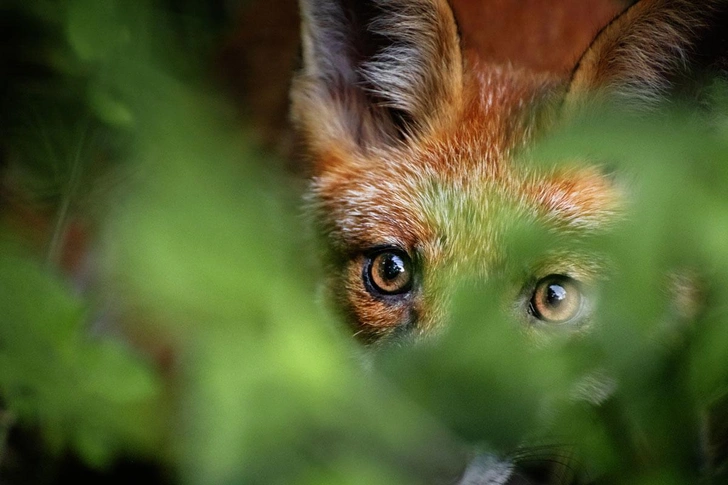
(546, 284, 567, 308)
(379, 253, 405, 282)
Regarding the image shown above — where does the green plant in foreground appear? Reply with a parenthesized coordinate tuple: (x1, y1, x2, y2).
(1, 1, 727, 484)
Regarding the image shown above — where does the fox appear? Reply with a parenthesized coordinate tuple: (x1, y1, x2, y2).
(290, 0, 728, 482)
(290, 0, 728, 344)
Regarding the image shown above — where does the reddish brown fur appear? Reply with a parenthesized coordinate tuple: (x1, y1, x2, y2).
(454, 0, 623, 74)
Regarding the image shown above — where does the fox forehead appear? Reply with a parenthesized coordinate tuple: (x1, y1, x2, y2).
(311, 143, 508, 276)
(309, 65, 617, 273)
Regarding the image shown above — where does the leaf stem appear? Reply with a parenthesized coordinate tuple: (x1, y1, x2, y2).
(46, 121, 89, 268)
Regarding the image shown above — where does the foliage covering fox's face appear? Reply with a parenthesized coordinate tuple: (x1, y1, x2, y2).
(291, 0, 728, 344)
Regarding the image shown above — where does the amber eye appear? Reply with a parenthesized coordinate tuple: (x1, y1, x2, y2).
(366, 250, 413, 295)
(530, 275, 583, 323)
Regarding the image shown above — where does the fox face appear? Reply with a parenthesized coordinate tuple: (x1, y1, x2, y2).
(291, 0, 728, 344)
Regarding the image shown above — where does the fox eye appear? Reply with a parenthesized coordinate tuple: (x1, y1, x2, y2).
(365, 249, 414, 296)
(529, 275, 583, 323)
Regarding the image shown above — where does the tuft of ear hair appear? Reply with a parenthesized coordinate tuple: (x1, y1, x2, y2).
(291, 0, 463, 153)
(566, 0, 728, 111)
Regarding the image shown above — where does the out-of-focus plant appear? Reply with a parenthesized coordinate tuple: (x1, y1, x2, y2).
(1, 1, 727, 484)
(2, 1, 466, 483)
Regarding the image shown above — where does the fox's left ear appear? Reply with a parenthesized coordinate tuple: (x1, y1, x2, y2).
(566, 0, 728, 109)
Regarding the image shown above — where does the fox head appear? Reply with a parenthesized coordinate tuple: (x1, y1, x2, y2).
(290, 0, 728, 344)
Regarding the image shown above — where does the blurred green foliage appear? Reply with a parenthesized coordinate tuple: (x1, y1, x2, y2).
(0, 249, 164, 467)
(1, 1, 727, 484)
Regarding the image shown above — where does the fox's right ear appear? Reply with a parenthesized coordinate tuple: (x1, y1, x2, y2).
(566, 0, 728, 111)
(291, 0, 463, 157)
